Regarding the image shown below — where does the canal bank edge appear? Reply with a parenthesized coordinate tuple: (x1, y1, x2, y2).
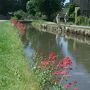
(31, 20, 90, 37)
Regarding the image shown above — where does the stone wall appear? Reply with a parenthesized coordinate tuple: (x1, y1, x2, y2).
(32, 23, 90, 37)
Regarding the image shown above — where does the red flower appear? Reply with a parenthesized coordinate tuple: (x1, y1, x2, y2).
(11, 19, 26, 35)
(57, 60, 64, 68)
(36, 52, 76, 89)
(54, 71, 59, 75)
(63, 56, 72, 66)
(64, 83, 71, 89)
(73, 87, 78, 90)
(59, 71, 68, 75)
(49, 51, 56, 60)
(74, 80, 77, 85)
(11, 19, 18, 25)
(41, 60, 49, 66)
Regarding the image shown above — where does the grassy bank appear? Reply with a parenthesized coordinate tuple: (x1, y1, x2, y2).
(0, 21, 40, 90)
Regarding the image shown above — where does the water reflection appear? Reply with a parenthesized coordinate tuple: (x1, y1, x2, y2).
(24, 42, 35, 59)
(56, 36, 69, 56)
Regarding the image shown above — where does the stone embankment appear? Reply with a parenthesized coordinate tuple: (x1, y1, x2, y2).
(32, 22, 90, 37)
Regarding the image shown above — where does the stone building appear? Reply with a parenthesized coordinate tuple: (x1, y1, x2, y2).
(70, 0, 90, 17)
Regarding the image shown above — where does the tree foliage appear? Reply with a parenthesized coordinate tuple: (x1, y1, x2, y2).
(26, 0, 36, 16)
(0, 0, 65, 20)
(68, 3, 77, 17)
(40, 0, 65, 17)
(26, 0, 65, 20)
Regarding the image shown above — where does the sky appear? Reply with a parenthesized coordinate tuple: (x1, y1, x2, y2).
(64, 0, 70, 4)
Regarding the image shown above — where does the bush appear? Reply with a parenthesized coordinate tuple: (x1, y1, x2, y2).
(84, 17, 88, 25)
(69, 17, 75, 22)
(76, 16, 90, 26)
(68, 3, 76, 16)
(11, 16, 18, 20)
(35, 12, 41, 17)
(88, 18, 90, 25)
(70, 13, 75, 18)
(69, 13, 75, 22)
(68, 3, 76, 19)
(14, 10, 26, 19)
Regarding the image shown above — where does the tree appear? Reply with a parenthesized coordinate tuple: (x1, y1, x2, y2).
(17, 0, 29, 11)
(68, 3, 77, 16)
(26, 0, 65, 20)
(26, 0, 36, 16)
(40, 0, 65, 20)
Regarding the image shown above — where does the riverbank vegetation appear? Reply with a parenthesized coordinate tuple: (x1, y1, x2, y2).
(0, 21, 40, 90)
(76, 16, 90, 26)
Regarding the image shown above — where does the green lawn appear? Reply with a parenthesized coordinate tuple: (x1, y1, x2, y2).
(0, 21, 40, 90)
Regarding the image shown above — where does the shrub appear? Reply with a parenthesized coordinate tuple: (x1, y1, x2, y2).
(69, 13, 75, 22)
(11, 16, 18, 20)
(70, 13, 75, 18)
(14, 10, 26, 19)
(68, 3, 76, 16)
(68, 3, 76, 20)
(84, 17, 88, 25)
(88, 18, 90, 26)
(76, 16, 90, 26)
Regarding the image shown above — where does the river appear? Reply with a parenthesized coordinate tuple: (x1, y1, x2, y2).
(24, 28, 90, 90)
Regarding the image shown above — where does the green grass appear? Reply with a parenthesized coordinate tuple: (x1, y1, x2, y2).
(0, 21, 40, 90)
(32, 19, 47, 24)
(32, 19, 56, 25)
